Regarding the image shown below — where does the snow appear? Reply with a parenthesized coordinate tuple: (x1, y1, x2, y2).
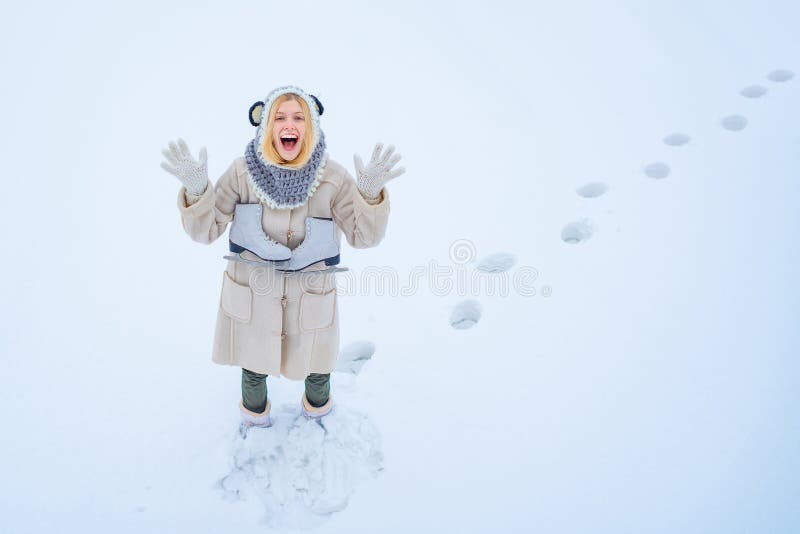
(740, 85, 768, 98)
(219, 403, 383, 530)
(767, 68, 795, 82)
(720, 114, 749, 131)
(449, 299, 483, 330)
(475, 252, 517, 272)
(662, 132, 691, 146)
(560, 218, 596, 244)
(335, 341, 376, 375)
(643, 161, 671, 179)
(2, 1, 800, 533)
(575, 181, 609, 198)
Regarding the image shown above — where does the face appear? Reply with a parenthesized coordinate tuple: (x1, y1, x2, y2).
(271, 99, 307, 161)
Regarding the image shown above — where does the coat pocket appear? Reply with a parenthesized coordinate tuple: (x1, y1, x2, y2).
(220, 271, 252, 323)
(299, 288, 336, 332)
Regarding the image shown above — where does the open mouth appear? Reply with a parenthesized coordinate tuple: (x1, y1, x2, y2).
(280, 135, 299, 151)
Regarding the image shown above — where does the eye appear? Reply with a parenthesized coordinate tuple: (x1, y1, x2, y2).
(275, 117, 285, 121)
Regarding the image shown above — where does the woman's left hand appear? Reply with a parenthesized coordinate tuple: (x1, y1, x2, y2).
(354, 142, 405, 201)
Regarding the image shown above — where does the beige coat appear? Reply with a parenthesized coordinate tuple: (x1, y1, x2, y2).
(177, 154, 390, 380)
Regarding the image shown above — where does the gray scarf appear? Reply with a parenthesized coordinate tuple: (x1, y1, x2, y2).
(244, 132, 327, 210)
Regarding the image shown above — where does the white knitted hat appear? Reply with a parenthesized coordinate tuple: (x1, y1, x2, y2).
(248, 85, 323, 169)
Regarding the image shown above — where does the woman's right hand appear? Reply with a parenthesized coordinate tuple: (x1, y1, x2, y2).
(160, 138, 209, 196)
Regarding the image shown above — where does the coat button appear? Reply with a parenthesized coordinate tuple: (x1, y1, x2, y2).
(280, 296, 288, 309)
(287, 230, 293, 242)
(280, 331, 286, 341)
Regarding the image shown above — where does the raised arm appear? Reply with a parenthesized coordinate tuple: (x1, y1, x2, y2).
(331, 142, 404, 248)
(331, 166, 391, 249)
(161, 139, 240, 244)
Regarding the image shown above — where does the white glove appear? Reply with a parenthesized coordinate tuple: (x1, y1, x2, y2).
(160, 138, 208, 197)
(354, 142, 405, 201)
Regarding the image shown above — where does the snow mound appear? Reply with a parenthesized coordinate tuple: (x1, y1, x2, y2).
(575, 181, 608, 198)
(336, 341, 376, 375)
(561, 218, 595, 244)
(662, 133, 690, 146)
(643, 162, 670, 179)
(476, 252, 517, 272)
(217, 404, 383, 529)
(767, 69, 794, 82)
(450, 299, 482, 330)
(720, 114, 748, 131)
(740, 85, 768, 98)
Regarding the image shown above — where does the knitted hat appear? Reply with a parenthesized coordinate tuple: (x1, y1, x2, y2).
(248, 85, 324, 169)
(244, 86, 328, 209)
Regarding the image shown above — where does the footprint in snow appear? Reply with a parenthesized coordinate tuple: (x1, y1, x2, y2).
(476, 252, 517, 273)
(643, 162, 670, 179)
(720, 114, 748, 132)
(575, 182, 608, 198)
(561, 218, 595, 244)
(662, 133, 690, 147)
(450, 299, 482, 330)
(767, 69, 794, 82)
(218, 403, 383, 530)
(336, 341, 376, 375)
(740, 85, 768, 98)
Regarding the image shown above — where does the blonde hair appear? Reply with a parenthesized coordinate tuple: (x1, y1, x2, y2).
(261, 94, 315, 168)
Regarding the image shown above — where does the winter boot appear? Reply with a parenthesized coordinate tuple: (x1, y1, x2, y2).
(276, 217, 340, 272)
(301, 393, 334, 419)
(239, 399, 272, 430)
(229, 203, 292, 261)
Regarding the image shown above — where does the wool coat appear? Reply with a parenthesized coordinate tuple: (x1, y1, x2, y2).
(177, 154, 390, 380)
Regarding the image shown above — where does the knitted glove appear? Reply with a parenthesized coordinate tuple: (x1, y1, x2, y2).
(354, 142, 405, 202)
(160, 138, 209, 197)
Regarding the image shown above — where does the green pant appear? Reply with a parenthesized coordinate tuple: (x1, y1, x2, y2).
(241, 368, 330, 413)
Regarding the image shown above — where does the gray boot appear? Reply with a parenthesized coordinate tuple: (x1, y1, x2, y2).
(277, 217, 340, 272)
(229, 203, 292, 261)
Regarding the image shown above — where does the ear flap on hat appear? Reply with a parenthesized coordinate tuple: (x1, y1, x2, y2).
(309, 94, 324, 116)
(249, 101, 265, 126)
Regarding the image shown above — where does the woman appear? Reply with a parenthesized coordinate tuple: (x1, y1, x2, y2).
(160, 85, 404, 430)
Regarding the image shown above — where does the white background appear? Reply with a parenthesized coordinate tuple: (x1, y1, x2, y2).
(1, 1, 798, 532)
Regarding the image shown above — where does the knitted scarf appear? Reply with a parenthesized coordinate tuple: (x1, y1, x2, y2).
(244, 132, 327, 210)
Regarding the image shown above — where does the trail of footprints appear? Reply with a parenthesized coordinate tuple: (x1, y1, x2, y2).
(450, 68, 794, 330)
(560, 67, 795, 245)
(449, 253, 517, 330)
